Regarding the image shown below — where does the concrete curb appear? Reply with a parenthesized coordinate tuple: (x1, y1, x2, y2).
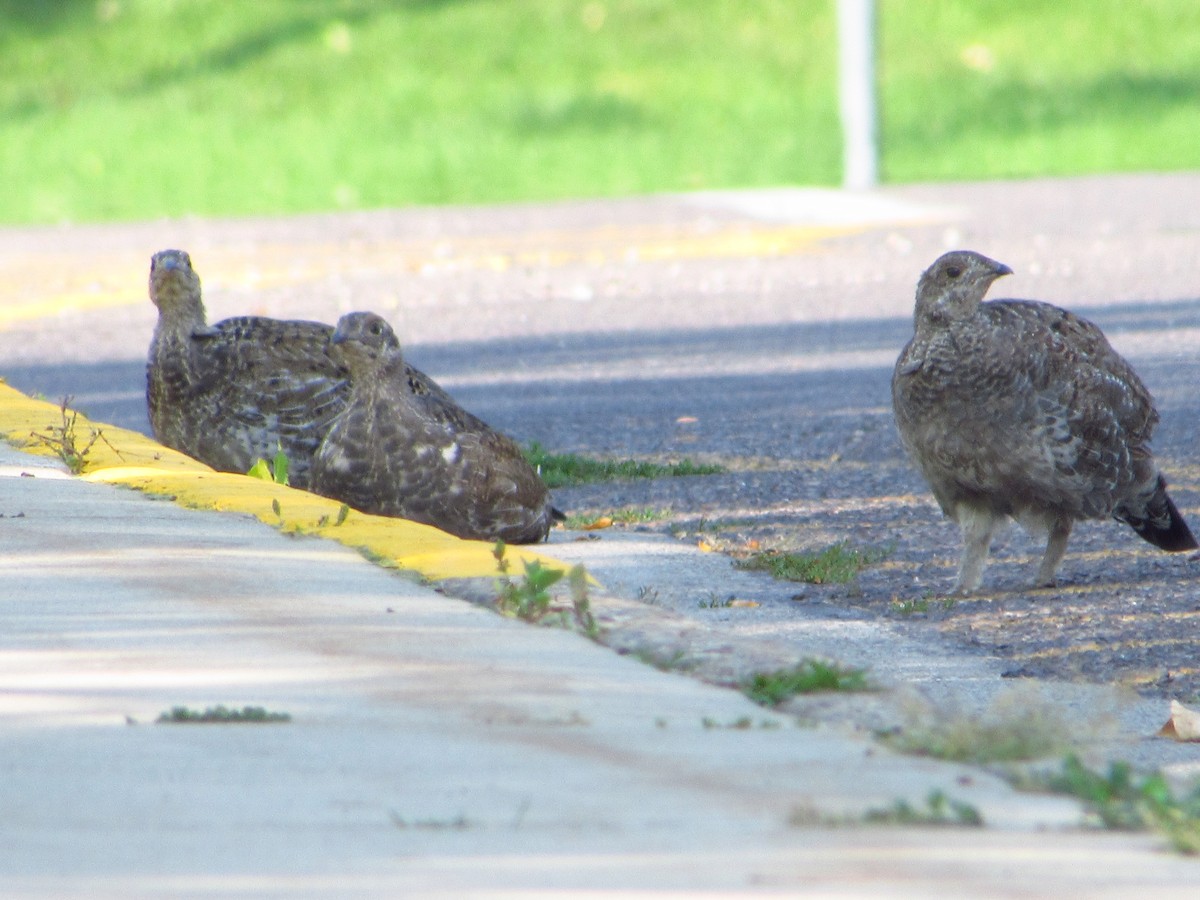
(0, 382, 565, 581)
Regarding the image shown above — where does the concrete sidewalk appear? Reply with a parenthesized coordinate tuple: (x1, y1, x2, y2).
(2, 405, 1199, 897)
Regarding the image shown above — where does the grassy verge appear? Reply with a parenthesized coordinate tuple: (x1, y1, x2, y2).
(562, 507, 672, 529)
(742, 659, 869, 706)
(735, 543, 889, 584)
(1, 1, 1197, 224)
(525, 443, 722, 489)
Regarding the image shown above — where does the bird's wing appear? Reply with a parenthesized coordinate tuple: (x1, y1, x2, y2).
(314, 377, 551, 542)
(171, 317, 350, 482)
(973, 301, 1158, 513)
(196, 317, 349, 431)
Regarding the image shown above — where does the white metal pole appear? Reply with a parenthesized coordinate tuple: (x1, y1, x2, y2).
(837, 0, 878, 189)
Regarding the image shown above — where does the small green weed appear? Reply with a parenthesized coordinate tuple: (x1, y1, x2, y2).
(1032, 755, 1200, 854)
(270, 500, 350, 536)
(157, 705, 291, 724)
(492, 540, 597, 638)
(30, 396, 115, 474)
(627, 646, 694, 673)
(524, 443, 723, 488)
(357, 546, 398, 568)
(701, 716, 782, 730)
(702, 716, 753, 730)
(864, 790, 984, 828)
(736, 543, 890, 584)
(891, 593, 957, 616)
(636, 585, 660, 604)
(316, 503, 351, 529)
(670, 515, 726, 537)
(247, 447, 290, 486)
(790, 790, 983, 829)
(892, 596, 930, 615)
(742, 659, 869, 706)
(567, 561, 599, 640)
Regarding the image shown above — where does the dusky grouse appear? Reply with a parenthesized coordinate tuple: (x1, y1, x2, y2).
(146, 248, 452, 489)
(310, 311, 559, 543)
(892, 249, 1195, 593)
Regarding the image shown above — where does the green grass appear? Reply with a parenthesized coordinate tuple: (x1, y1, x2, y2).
(742, 659, 869, 706)
(736, 543, 889, 584)
(561, 507, 672, 529)
(879, 0, 1200, 181)
(525, 443, 723, 489)
(1, 1, 1197, 224)
(790, 791, 983, 829)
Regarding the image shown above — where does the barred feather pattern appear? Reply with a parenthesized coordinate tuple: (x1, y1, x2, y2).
(311, 312, 557, 544)
(892, 250, 1195, 592)
(145, 249, 452, 489)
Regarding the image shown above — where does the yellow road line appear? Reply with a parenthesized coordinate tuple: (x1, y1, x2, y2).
(0, 383, 563, 581)
(0, 289, 144, 326)
(0, 221, 857, 328)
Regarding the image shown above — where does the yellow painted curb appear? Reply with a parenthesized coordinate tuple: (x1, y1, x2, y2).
(0, 382, 567, 581)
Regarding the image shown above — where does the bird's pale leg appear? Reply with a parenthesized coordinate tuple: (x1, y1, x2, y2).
(953, 505, 1001, 594)
(1035, 518, 1072, 587)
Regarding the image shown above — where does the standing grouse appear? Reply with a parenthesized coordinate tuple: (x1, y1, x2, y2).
(310, 312, 559, 543)
(146, 249, 453, 489)
(892, 249, 1195, 593)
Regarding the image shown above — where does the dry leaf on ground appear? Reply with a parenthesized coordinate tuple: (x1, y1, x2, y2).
(1157, 699, 1200, 741)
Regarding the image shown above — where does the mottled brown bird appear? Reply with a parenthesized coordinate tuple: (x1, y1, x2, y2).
(892, 250, 1195, 593)
(146, 249, 453, 489)
(310, 312, 559, 543)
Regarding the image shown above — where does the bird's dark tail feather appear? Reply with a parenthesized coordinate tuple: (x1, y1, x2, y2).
(1120, 476, 1198, 552)
(550, 506, 567, 523)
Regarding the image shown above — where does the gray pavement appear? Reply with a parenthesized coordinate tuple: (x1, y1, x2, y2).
(3, 174, 1200, 894)
(3, 441, 1198, 898)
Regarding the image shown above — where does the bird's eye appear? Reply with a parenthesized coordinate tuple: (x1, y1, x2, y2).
(945, 265, 963, 278)
(369, 322, 383, 335)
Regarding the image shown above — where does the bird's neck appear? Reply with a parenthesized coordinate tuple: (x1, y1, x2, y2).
(155, 291, 207, 336)
(914, 290, 982, 331)
(372, 354, 406, 384)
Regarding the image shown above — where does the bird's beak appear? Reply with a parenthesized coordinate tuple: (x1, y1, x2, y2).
(331, 332, 346, 346)
(993, 261, 1013, 278)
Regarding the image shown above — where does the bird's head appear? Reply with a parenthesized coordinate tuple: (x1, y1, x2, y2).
(148, 249, 203, 317)
(913, 250, 1012, 327)
(331, 311, 402, 377)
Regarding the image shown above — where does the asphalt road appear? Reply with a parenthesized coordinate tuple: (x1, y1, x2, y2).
(3, 173, 1199, 705)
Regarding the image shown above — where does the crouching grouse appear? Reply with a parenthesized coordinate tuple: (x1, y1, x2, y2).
(310, 312, 560, 543)
(146, 249, 453, 489)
